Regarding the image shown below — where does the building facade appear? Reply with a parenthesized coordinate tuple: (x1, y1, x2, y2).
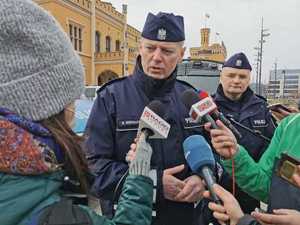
(189, 28, 227, 63)
(35, 0, 141, 85)
(267, 69, 300, 98)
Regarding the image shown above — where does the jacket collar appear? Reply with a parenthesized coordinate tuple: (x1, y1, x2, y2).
(132, 55, 177, 99)
(214, 84, 263, 112)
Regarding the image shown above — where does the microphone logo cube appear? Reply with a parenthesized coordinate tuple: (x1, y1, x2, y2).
(139, 107, 170, 139)
(193, 97, 217, 118)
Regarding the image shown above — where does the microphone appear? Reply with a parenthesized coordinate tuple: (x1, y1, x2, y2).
(181, 89, 218, 129)
(183, 135, 221, 204)
(137, 100, 170, 139)
(198, 90, 242, 139)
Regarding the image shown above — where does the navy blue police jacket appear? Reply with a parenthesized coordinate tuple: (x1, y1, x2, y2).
(213, 85, 276, 162)
(213, 84, 276, 213)
(84, 57, 203, 225)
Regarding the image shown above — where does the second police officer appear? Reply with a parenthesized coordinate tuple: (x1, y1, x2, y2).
(213, 52, 276, 213)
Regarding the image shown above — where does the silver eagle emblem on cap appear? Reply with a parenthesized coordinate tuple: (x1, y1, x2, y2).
(236, 59, 242, 67)
(157, 28, 167, 40)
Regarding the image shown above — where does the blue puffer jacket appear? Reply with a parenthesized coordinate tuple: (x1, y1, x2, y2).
(85, 56, 203, 225)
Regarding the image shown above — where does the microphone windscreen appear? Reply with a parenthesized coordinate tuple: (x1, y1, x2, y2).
(147, 100, 165, 118)
(181, 89, 199, 109)
(198, 90, 209, 100)
(183, 135, 215, 172)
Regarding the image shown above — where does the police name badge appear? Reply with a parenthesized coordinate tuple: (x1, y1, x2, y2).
(236, 59, 242, 67)
(157, 28, 166, 40)
(253, 119, 266, 125)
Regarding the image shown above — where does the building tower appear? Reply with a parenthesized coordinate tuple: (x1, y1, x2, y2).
(201, 28, 210, 49)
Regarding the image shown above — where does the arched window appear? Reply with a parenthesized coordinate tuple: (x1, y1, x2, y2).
(106, 36, 111, 52)
(95, 31, 100, 53)
(115, 40, 120, 51)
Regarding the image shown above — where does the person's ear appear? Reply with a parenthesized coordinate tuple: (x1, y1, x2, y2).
(178, 47, 186, 63)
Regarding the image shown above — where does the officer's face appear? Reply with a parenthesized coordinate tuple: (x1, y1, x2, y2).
(139, 38, 185, 79)
(220, 67, 251, 100)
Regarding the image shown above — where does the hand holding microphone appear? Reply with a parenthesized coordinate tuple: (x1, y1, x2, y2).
(203, 184, 244, 225)
(129, 132, 153, 177)
(183, 135, 233, 225)
(128, 100, 170, 177)
(204, 120, 238, 160)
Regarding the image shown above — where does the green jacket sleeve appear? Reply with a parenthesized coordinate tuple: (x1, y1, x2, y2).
(82, 175, 153, 225)
(113, 175, 153, 225)
(222, 118, 285, 203)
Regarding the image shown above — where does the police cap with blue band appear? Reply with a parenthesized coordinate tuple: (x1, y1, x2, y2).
(141, 12, 185, 42)
(223, 52, 252, 71)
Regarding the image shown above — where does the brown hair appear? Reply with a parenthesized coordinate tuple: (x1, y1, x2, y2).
(41, 110, 89, 193)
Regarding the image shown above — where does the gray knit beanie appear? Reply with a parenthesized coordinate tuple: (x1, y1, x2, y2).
(0, 0, 84, 121)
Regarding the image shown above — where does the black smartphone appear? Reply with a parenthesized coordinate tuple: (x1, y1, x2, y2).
(268, 103, 292, 113)
(276, 153, 300, 187)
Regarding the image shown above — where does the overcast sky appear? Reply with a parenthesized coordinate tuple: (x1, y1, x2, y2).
(108, 0, 300, 84)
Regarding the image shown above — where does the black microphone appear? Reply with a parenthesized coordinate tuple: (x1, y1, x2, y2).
(183, 134, 221, 204)
(198, 90, 242, 139)
(181, 89, 218, 129)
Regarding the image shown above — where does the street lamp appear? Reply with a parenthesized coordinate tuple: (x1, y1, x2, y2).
(273, 59, 278, 98)
(253, 47, 260, 92)
(282, 70, 286, 98)
(257, 17, 270, 96)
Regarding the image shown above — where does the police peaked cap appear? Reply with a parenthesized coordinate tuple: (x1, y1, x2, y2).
(141, 12, 185, 42)
(223, 52, 252, 71)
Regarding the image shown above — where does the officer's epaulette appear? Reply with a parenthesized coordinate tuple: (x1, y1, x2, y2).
(97, 76, 128, 94)
(255, 93, 267, 102)
(176, 79, 197, 91)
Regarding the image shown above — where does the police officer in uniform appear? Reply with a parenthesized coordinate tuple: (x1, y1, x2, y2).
(213, 52, 276, 213)
(85, 12, 205, 225)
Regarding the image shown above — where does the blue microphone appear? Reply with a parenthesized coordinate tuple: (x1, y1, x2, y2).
(183, 135, 221, 204)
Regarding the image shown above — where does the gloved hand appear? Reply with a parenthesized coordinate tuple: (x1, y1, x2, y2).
(129, 133, 153, 177)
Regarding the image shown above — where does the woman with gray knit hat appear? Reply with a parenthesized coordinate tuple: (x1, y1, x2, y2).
(0, 1, 153, 225)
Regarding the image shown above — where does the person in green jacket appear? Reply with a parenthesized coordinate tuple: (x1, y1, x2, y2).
(204, 114, 300, 225)
(0, 1, 153, 225)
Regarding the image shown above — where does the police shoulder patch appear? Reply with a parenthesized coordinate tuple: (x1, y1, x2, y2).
(176, 79, 197, 91)
(97, 76, 128, 94)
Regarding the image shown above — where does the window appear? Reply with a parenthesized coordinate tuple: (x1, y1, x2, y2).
(74, 26, 77, 50)
(69, 24, 73, 43)
(68, 22, 83, 52)
(95, 31, 100, 53)
(115, 40, 120, 51)
(78, 28, 82, 52)
(285, 75, 298, 80)
(106, 36, 111, 52)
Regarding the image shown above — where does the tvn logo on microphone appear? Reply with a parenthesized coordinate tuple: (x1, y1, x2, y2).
(139, 107, 170, 139)
(190, 97, 217, 122)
